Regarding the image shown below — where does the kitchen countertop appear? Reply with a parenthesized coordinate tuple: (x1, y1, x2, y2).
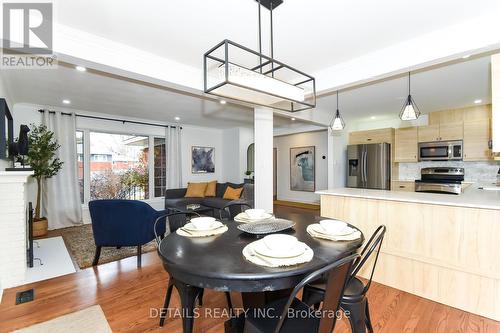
(316, 183, 500, 210)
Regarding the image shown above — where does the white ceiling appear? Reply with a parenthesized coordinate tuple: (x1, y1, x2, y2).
(316, 56, 492, 123)
(54, 0, 500, 74)
(0, 64, 306, 129)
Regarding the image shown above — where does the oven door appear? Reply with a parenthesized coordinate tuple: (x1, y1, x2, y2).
(418, 143, 450, 161)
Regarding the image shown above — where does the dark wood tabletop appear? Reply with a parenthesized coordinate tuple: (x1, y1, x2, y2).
(158, 218, 364, 293)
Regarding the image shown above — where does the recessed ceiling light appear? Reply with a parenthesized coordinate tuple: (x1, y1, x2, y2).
(75, 65, 86, 72)
(62, 99, 71, 104)
(474, 99, 482, 104)
(462, 54, 471, 59)
(219, 100, 227, 105)
(371, 116, 376, 120)
(291, 117, 296, 121)
(174, 116, 181, 121)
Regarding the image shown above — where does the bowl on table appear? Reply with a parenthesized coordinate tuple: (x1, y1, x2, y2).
(190, 217, 217, 230)
(263, 234, 299, 253)
(319, 219, 348, 235)
(245, 209, 266, 220)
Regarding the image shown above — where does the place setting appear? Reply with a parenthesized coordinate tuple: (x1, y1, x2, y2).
(235, 209, 296, 235)
(176, 216, 228, 238)
(242, 234, 314, 268)
(307, 219, 362, 241)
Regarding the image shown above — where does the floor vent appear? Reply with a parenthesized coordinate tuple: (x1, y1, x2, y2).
(15, 289, 35, 304)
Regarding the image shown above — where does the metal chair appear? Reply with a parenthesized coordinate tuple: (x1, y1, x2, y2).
(219, 200, 253, 220)
(153, 211, 232, 327)
(302, 225, 387, 333)
(240, 253, 359, 333)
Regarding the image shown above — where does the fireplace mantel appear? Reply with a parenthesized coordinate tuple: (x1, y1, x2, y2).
(0, 170, 33, 301)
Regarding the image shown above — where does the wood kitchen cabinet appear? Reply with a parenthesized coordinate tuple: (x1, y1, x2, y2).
(395, 127, 418, 162)
(418, 124, 439, 142)
(348, 128, 394, 145)
(391, 180, 415, 192)
(439, 121, 464, 140)
(418, 122, 463, 142)
(463, 118, 492, 161)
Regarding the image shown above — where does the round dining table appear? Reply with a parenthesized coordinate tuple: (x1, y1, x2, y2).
(157, 218, 364, 333)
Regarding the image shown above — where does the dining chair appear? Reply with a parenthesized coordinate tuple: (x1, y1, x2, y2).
(219, 200, 253, 220)
(153, 211, 233, 327)
(301, 225, 387, 333)
(240, 253, 359, 333)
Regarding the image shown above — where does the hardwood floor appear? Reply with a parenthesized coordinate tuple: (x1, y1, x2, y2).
(1, 205, 498, 333)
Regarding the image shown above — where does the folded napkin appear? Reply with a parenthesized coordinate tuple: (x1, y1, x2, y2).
(176, 225, 228, 238)
(242, 240, 314, 268)
(307, 224, 362, 241)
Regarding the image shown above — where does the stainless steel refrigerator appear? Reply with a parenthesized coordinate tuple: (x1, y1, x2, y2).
(347, 143, 391, 190)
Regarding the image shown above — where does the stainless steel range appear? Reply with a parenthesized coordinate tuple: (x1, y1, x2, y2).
(415, 167, 464, 195)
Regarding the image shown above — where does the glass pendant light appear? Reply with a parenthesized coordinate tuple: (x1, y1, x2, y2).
(330, 91, 345, 131)
(399, 72, 421, 121)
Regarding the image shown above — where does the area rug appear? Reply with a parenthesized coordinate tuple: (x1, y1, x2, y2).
(48, 224, 157, 269)
(13, 305, 112, 333)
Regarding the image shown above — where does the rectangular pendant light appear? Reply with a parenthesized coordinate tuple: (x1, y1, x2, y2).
(204, 40, 316, 112)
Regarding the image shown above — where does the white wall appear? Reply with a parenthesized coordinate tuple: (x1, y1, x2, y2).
(273, 130, 328, 204)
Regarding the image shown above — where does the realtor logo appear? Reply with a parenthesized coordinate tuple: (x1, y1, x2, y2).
(2, 2, 53, 54)
(1, 2, 56, 69)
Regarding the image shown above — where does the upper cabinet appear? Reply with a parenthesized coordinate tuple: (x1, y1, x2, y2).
(417, 124, 439, 142)
(348, 128, 394, 145)
(463, 118, 492, 161)
(395, 127, 418, 162)
(417, 122, 463, 142)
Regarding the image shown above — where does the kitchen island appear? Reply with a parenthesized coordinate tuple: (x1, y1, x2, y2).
(317, 184, 500, 321)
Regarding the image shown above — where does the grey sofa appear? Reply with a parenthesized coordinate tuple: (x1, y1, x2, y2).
(164, 182, 254, 219)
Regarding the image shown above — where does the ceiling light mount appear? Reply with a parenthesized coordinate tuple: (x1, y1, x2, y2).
(399, 72, 421, 121)
(203, 0, 316, 112)
(254, 0, 283, 10)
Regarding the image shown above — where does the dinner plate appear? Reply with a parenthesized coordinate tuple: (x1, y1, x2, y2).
(310, 224, 355, 236)
(183, 221, 224, 232)
(237, 219, 295, 235)
(253, 240, 306, 258)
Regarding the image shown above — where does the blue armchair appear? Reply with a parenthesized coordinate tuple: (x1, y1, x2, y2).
(89, 199, 167, 267)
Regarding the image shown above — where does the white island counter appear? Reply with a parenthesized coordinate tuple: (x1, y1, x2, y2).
(317, 185, 500, 321)
(317, 183, 500, 210)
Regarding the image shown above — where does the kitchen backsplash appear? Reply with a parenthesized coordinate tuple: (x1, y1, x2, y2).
(398, 161, 500, 182)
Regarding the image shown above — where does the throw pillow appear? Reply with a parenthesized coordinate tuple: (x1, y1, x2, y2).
(185, 182, 208, 198)
(205, 180, 217, 197)
(223, 186, 243, 200)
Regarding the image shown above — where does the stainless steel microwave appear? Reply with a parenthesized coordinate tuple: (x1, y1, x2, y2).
(418, 140, 463, 161)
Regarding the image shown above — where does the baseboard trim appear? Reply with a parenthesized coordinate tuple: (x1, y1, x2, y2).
(274, 200, 320, 210)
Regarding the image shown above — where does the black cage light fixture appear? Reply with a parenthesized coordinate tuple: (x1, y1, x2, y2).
(203, 0, 316, 112)
(329, 91, 345, 131)
(399, 72, 421, 121)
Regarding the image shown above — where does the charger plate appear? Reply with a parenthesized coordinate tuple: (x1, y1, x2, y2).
(237, 219, 295, 235)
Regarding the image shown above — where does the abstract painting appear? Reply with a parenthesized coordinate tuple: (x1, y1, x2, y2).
(290, 146, 315, 192)
(191, 146, 215, 173)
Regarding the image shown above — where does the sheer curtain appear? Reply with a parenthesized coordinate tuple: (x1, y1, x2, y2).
(166, 126, 182, 188)
(42, 111, 83, 229)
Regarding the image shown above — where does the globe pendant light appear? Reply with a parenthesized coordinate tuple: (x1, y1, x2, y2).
(399, 72, 421, 121)
(330, 91, 345, 131)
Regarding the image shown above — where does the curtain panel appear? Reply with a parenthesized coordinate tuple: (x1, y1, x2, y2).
(42, 111, 83, 229)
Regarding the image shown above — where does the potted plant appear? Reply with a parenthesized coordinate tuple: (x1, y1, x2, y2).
(26, 124, 63, 236)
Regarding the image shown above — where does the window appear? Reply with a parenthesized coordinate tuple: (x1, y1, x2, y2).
(76, 131, 84, 203)
(154, 137, 166, 197)
(89, 132, 149, 200)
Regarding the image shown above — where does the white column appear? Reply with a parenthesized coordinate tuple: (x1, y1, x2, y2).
(0, 171, 33, 301)
(254, 107, 274, 213)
